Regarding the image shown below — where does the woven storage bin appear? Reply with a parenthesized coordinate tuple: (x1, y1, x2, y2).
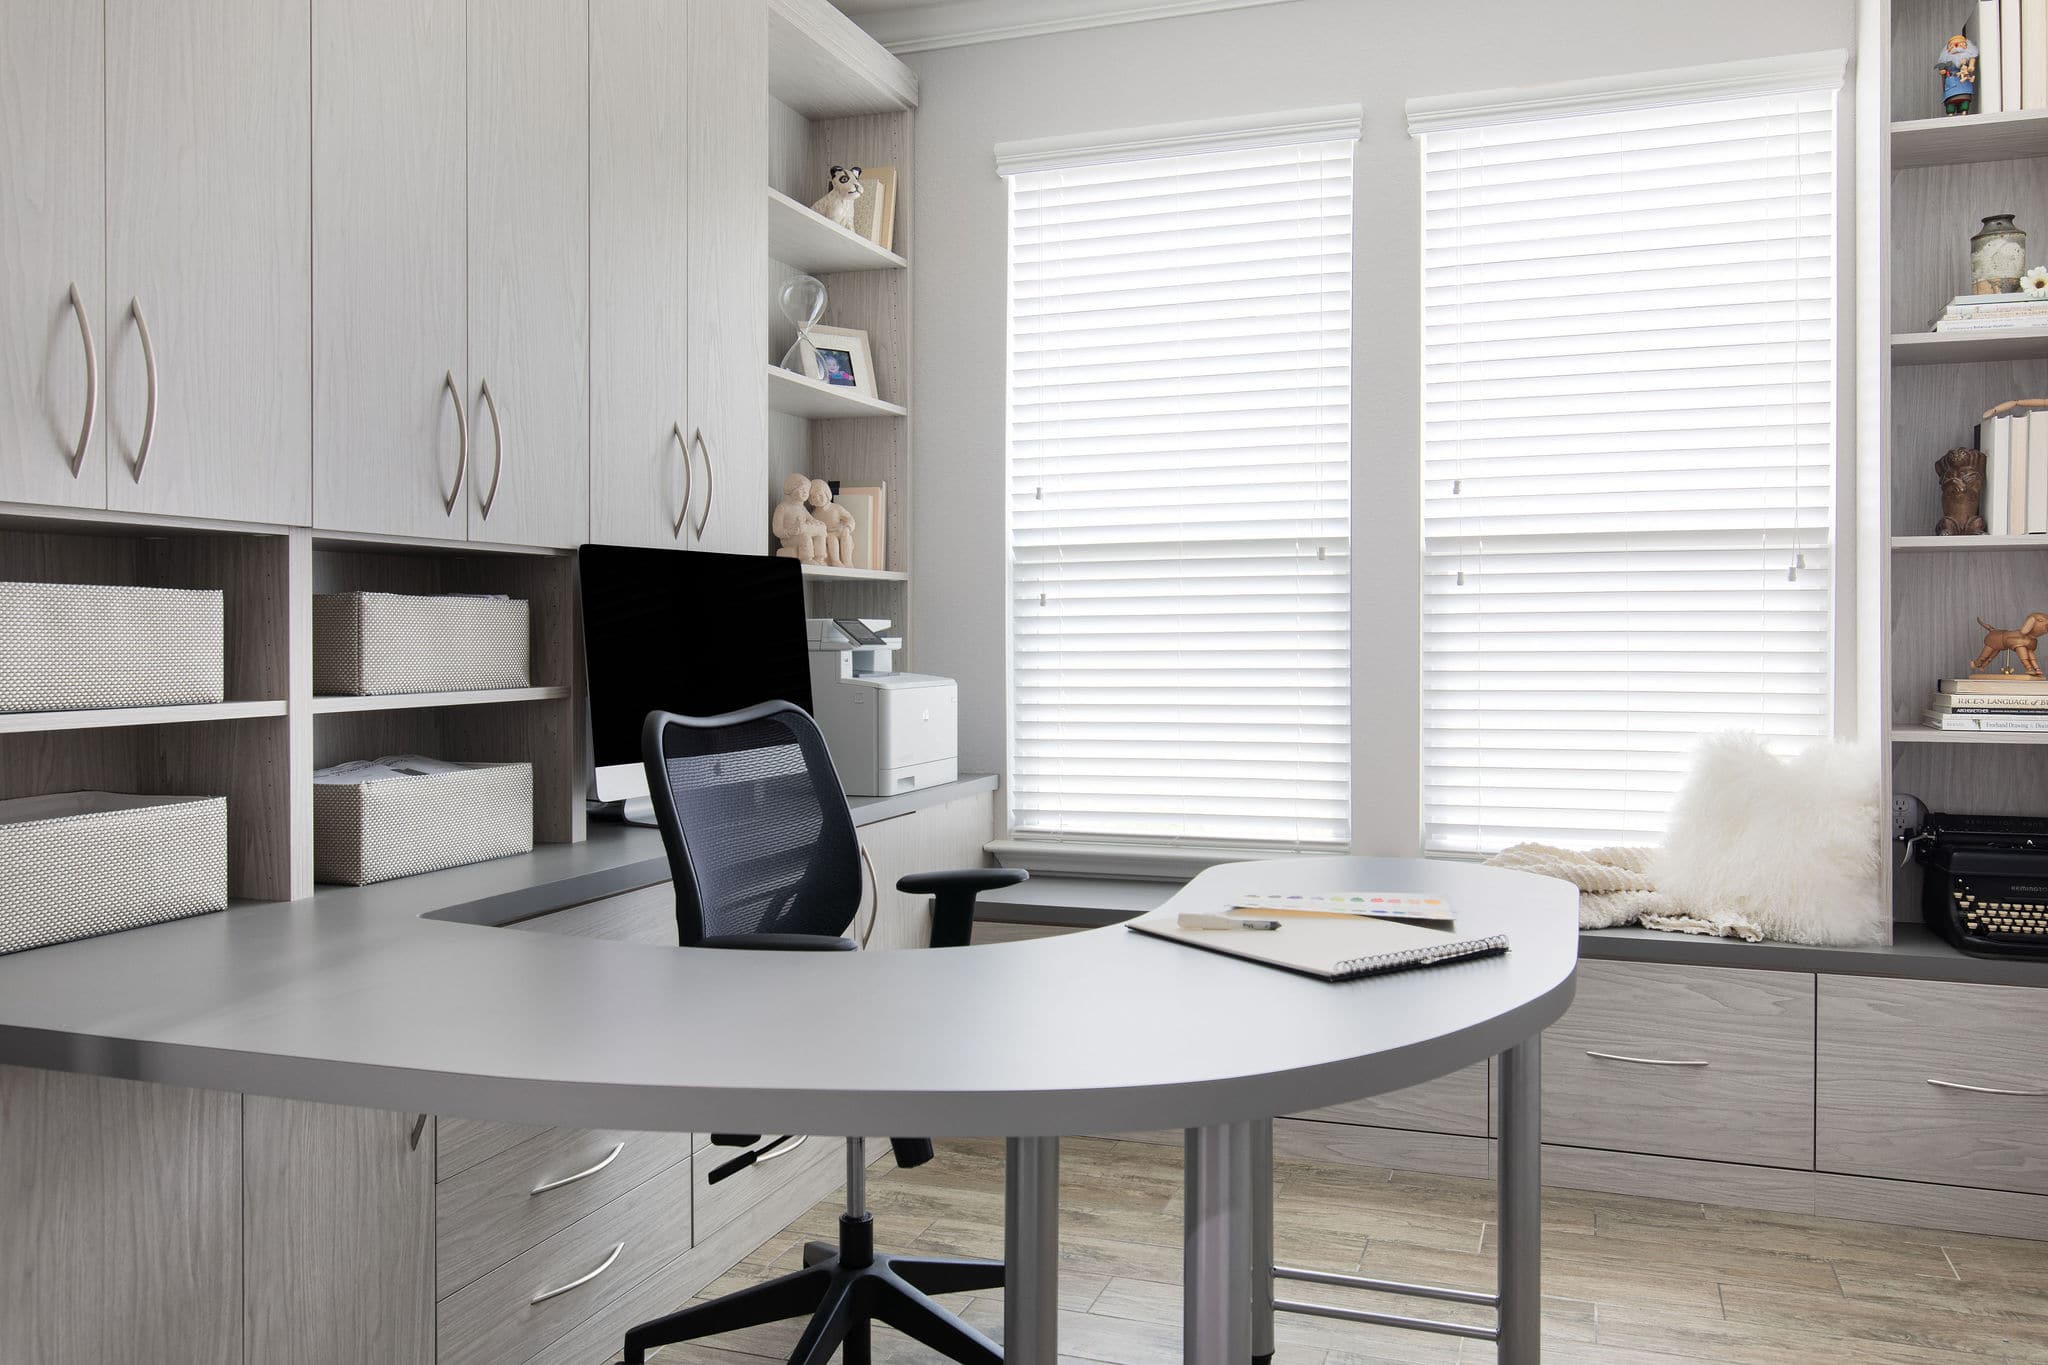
(315, 762, 533, 885)
(0, 581, 224, 712)
(313, 591, 529, 696)
(0, 792, 229, 955)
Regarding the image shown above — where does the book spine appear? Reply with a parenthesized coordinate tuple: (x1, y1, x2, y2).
(1929, 690, 2048, 709)
(1985, 0, 2007, 111)
(1989, 415, 2011, 527)
(1922, 711, 2048, 730)
(2014, 414, 2032, 535)
(2029, 0, 2048, 108)
(2008, 0, 2026, 108)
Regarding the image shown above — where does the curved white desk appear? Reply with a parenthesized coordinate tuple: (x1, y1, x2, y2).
(0, 840, 1576, 1364)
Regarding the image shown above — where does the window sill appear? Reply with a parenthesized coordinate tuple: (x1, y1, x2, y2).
(984, 837, 1335, 881)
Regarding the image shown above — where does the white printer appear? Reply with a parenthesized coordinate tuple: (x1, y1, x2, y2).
(806, 619, 958, 797)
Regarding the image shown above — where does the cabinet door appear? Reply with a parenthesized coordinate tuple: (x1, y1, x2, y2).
(590, 0, 693, 550)
(467, 0, 589, 549)
(0, 0, 106, 509)
(313, 0, 469, 540)
(105, 0, 312, 525)
(244, 1098, 434, 1365)
(685, 0, 768, 555)
(856, 790, 996, 950)
(0, 1065, 241, 1365)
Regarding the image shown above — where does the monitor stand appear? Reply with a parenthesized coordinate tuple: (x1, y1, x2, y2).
(587, 796, 659, 828)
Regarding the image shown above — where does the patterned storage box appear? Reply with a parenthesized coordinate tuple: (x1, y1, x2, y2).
(313, 591, 529, 696)
(0, 581, 224, 712)
(314, 760, 534, 885)
(0, 792, 229, 955)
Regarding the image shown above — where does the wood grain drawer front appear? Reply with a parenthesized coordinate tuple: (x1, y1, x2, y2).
(437, 1126, 694, 1297)
(1540, 961, 1815, 1168)
(437, 1116, 554, 1182)
(1819, 977, 2048, 1195)
(436, 1155, 693, 1365)
(1296, 1062, 1489, 1136)
(695, 1132, 843, 1245)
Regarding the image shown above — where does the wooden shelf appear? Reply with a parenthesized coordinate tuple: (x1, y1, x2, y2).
(766, 365, 907, 419)
(310, 686, 569, 715)
(767, 0, 917, 119)
(1892, 534, 2048, 550)
(0, 699, 289, 736)
(1891, 327, 2048, 364)
(1892, 723, 2048, 745)
(1893, 110, 2048, 170)
(801, 563, 907, 583)
(768, 189, 905, 273)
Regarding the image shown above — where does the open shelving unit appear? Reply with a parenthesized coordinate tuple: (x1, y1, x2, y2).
(1870, 0, 2048, 921)
(765, 0, 920, 649)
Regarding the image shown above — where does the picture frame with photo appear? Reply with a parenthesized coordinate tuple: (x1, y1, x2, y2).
(807, 324, 879, 400)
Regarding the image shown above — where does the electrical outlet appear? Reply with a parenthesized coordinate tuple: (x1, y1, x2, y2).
(1893, 792, 1928, 840)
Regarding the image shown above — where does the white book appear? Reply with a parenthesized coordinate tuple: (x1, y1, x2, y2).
(2028, 415, 2048, 532)
(1984, 0, 2007, 111)
(1934, 317, 2048, 330)
(2007, 0, 2026, 107)
(2028, 0, 2048, 108)
(2013, 413, 2032, 535)
(1928, 691, 2048, 710)
(1922, 710, 2048, 731)
(1988, 415, 2011, 529)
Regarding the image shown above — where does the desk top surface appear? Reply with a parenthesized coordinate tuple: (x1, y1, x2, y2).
(0, 828, 1577, 1136)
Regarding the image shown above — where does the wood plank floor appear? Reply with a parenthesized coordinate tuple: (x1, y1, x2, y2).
(638, 1137, 2048, 1364)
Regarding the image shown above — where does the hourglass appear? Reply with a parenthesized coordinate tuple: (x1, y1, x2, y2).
(777, 274, 829, 379)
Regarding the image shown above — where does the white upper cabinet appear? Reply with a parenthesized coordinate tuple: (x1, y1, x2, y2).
(312, 0, 470, 542)
(590, 0, 694, 550)
(686, 0, 770, 555)
(0, 0, 106, 510)
(466, 0, 591, 550)
(104, 0, 312, 526)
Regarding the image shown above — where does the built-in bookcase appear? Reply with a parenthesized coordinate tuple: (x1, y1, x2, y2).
(1870, 0, 2048, 921)
(765, 0, 919, 654)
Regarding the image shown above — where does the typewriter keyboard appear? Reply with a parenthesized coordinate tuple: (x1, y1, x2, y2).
(1953, 890, 2048, 938)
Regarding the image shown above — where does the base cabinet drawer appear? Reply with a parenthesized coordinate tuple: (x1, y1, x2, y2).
(1819, 977, 2048, 1195)
(1532, 961, 1815, 1168)
(1295, 1062, 1489, 1136)
(437, 1127, 694, 1296)
(435, 1156, 694, 1365)
(695, 1132, 843, 1245)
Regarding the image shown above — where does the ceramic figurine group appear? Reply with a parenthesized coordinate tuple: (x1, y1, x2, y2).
(773, 474, 857, 567)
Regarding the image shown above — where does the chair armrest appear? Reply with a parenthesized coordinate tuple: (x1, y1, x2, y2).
(895, 867, 1029, 948)
(698, 933, 859, 952)
(894, 867, 1029, 897)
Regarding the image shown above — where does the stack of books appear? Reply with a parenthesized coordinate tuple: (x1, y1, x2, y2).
(1972, 407, 2048, 535)
(1966, 0, 2048, 114)
(1932, 292, 2048, 332)
(1923, 676, 2048, 731)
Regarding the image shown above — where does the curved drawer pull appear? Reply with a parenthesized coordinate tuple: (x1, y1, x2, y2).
(689, 426, 714, 540)
(128, 299, 159, 482)
(68, 284, 98, 477)
(477, 378, 503, 520)
(670, 422, 690, 538)
(441, 371, 469, 516)
(529, 1242, 625, 1305)
(1584, 1050, 1709, 1068)
(531, 1141, 625, 1195)
(754, 1133, 808, 1164)
(1927, 1078, 2048, 1097)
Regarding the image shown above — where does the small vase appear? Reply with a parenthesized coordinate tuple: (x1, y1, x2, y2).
(1972, 214, 2026, 294)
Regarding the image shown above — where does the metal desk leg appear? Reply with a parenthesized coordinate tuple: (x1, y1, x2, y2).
(1250, 1118, 1274, 1365)
(1185, 1121, 1253, 1365)
(1005, 1137, 1060, 1364)
(1498, 1039, 1543, 1364)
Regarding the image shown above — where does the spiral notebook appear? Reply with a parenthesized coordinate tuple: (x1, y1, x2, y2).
(1127, 908, 1509, 982)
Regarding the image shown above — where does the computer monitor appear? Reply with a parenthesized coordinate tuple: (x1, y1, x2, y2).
(578, 544, 813, 820)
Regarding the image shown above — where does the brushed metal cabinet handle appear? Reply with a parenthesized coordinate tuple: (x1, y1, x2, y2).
(753, 1133, 807, 1164)
(529, 1241, 624, 1305)
(1927, 1077, 2048, 1097)
(1584, 1050, 1709, 1068)
(442, 371, 469, 516)
(67, 284, 98, 477)
(477, 378, 503, 520)
(531, 1141, 625, 1195)
(679, 421, 704, 540)
(856, 843, 879, 948)
(689, 426, 713, 540)
(408, 1113, 429, 1151)
(128, 298, 159, 483)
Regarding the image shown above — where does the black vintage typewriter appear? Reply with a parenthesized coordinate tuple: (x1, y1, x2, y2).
(1911, 810, 2048, 958)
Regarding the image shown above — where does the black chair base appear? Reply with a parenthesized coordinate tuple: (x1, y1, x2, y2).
(620, 1211, 1005, 1365)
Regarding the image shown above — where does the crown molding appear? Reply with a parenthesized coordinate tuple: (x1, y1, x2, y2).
(851, 0, 1302, 55)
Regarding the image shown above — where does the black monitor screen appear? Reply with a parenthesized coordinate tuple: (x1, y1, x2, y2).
(578, 544, 813, 772)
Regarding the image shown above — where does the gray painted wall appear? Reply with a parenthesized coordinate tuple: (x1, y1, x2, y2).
(902, 0, 1860, 852)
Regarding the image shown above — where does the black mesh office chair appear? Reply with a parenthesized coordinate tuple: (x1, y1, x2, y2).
(620, 702, 1027, 1365)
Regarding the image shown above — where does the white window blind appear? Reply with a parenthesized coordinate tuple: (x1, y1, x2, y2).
(1417, 74, 1838, 856)
(1003, 131, 1354, 848)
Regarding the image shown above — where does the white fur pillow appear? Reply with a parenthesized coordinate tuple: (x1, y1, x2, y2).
(1654, 733, 1885, 946)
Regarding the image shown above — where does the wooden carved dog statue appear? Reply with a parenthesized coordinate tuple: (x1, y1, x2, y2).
(1971, 613, 2048, 678)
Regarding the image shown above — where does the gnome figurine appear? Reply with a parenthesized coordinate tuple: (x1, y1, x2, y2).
(1939, 33, 1980, 116)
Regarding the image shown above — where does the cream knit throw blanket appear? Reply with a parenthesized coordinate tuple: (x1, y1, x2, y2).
(1482, 843, 1765, 942)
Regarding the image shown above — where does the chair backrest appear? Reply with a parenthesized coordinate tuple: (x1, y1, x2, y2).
(641, 702, 863, 945)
